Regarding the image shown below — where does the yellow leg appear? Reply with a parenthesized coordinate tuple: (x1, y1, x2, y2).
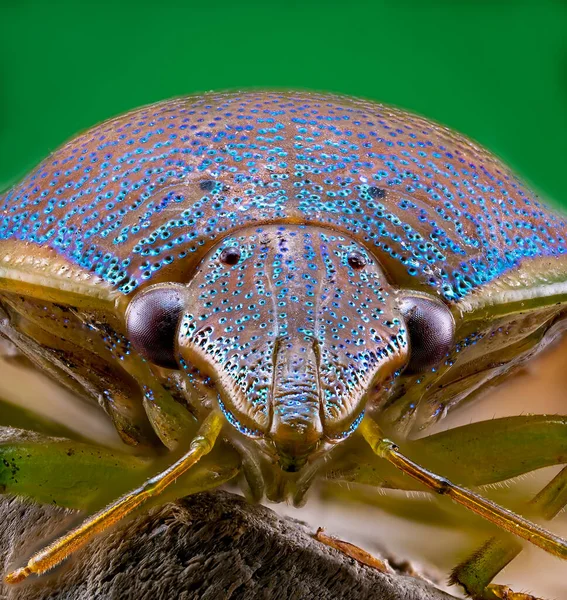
(314, 528, 391, 573)
(452, 466, 567, 599)
(5, 410, 224, 584)
(359, 418, 567, 560)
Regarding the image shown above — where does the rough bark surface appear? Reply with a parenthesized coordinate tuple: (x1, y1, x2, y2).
(0, 491, 457, 600)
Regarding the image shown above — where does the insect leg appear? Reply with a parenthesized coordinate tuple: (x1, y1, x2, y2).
(4, 410, 225, 584)
(229, 438, 265, 502)
(450, 536, 523, 600)
(0, 426, 240, 510)
(358, 418, 567, 559)
(327, 415, 567, 597)
(328, 415, 567, 492)
(0, 428, 151, 509)
(530, 464, 567, 519)
(451, 467, 567, 600)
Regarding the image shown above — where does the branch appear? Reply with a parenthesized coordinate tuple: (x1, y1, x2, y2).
(1, 491, 457, 600)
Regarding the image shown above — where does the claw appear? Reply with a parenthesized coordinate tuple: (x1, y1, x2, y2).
(314, 527, 393, 573)
(4, 566, 32, 584)
(487, 583, 543, 600)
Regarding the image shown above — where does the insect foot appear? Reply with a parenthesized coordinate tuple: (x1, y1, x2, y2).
(314, 527, 393, 573)
(487, 584, 543, 600)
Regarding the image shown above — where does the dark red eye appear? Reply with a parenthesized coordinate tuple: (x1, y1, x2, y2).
(400, 295, 455, 373)
(220, 247, 241, 265)
(126, 284, 186, 369)
(347, 251, 367, 270)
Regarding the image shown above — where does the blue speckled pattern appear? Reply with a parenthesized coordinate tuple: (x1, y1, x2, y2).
(2, 91, 565, 301)
(177, 224, 406, 450)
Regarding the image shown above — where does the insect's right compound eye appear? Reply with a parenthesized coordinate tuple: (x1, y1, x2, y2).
(126, 284, 186, 369)
(400, 295, 455, 374)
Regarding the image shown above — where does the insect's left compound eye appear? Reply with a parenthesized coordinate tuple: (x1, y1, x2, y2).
(400, 295, 455, 373)
(126, 284, 186, 369)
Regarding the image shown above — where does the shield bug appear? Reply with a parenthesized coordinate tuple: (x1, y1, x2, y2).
(1, 91, 566, 599)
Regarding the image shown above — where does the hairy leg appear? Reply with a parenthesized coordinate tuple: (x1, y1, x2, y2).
(0, 426, 240, 510)
(330, 416, 567, 599)
(321, 415, 567, 533)
(327, 415, 567, 491)
(3, 413, 239, 583)
(451, 466, 567, 600)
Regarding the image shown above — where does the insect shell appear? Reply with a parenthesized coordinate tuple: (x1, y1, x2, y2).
(1, 91, 567, 591)
(1, 88, 566, 474)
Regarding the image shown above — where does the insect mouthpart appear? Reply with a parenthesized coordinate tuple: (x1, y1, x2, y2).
(266, 335, 325, 472)
(271, 445, 317, 473)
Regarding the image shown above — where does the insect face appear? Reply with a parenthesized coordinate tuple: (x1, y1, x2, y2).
(174, 224, 409, 471)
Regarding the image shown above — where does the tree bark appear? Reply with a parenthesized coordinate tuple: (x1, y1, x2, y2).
(0, 491, 458, 600)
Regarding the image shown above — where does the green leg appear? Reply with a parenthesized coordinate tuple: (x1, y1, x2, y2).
(0, 427, 149, 509)
(332, 416, 567, 600)
(530, 465, 567, 519)
(318, 479, 494, 532)
(451, 466, 567, 600)
(328, 415, 567, 491)
(324, 415, 567, 544)
(450, 536, 523, 600)
(4, 412, 241, 583)
(0, 426, 240, 510)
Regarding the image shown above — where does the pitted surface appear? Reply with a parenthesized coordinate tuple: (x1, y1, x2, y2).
(178, 225, 407, 445)
(2, 91, 565, 301)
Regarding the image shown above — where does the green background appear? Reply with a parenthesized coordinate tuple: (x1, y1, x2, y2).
(1, 0, 565, 206)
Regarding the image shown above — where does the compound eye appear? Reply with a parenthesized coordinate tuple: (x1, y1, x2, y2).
(220, 246, 241, 265)
(400, 296, 455, 373)
(126, 284, 186, 369)
(347, 251, 367, 270)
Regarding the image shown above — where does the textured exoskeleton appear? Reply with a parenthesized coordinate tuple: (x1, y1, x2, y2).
(1, 91, 566, 599)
